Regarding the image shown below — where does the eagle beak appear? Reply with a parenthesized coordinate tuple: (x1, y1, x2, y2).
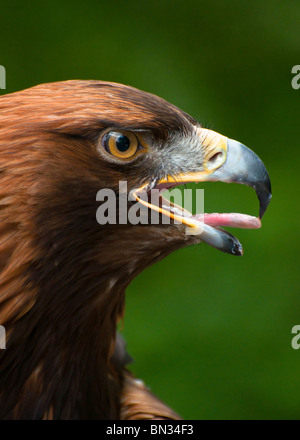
(201, 131, 272, 219)
(156, 128, 272, 220)
(132, 128, 271, 256)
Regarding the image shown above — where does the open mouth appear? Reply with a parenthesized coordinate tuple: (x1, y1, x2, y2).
(132, 181, 260, 256)
(131, 132, 271, 256)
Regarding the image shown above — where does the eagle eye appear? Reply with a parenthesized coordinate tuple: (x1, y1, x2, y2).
(101, 130, 139, 159)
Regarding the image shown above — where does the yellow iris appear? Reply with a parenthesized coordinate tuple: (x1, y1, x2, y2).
(104, 130, 139, 159)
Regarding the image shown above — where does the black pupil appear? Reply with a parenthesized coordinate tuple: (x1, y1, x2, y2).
(115, 134, 130, 152)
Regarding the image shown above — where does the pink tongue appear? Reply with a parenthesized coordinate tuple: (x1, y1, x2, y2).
(193, 213, 261, 229)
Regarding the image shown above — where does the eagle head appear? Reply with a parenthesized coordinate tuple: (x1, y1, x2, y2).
(0, 80, 271, 419)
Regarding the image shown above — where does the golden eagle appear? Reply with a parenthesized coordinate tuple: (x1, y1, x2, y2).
(0, 81, 271, 419)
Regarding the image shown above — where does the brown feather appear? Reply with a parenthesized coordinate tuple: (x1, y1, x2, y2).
(120, 372, 181, 420)
(0, 81, 199, 419)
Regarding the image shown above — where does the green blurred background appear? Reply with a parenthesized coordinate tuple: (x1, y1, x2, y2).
(1, 0, 299, 420)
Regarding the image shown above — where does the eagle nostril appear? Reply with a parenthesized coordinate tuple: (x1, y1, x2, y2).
(206, 151, 225, 170)
(209, 151, 222, 162)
